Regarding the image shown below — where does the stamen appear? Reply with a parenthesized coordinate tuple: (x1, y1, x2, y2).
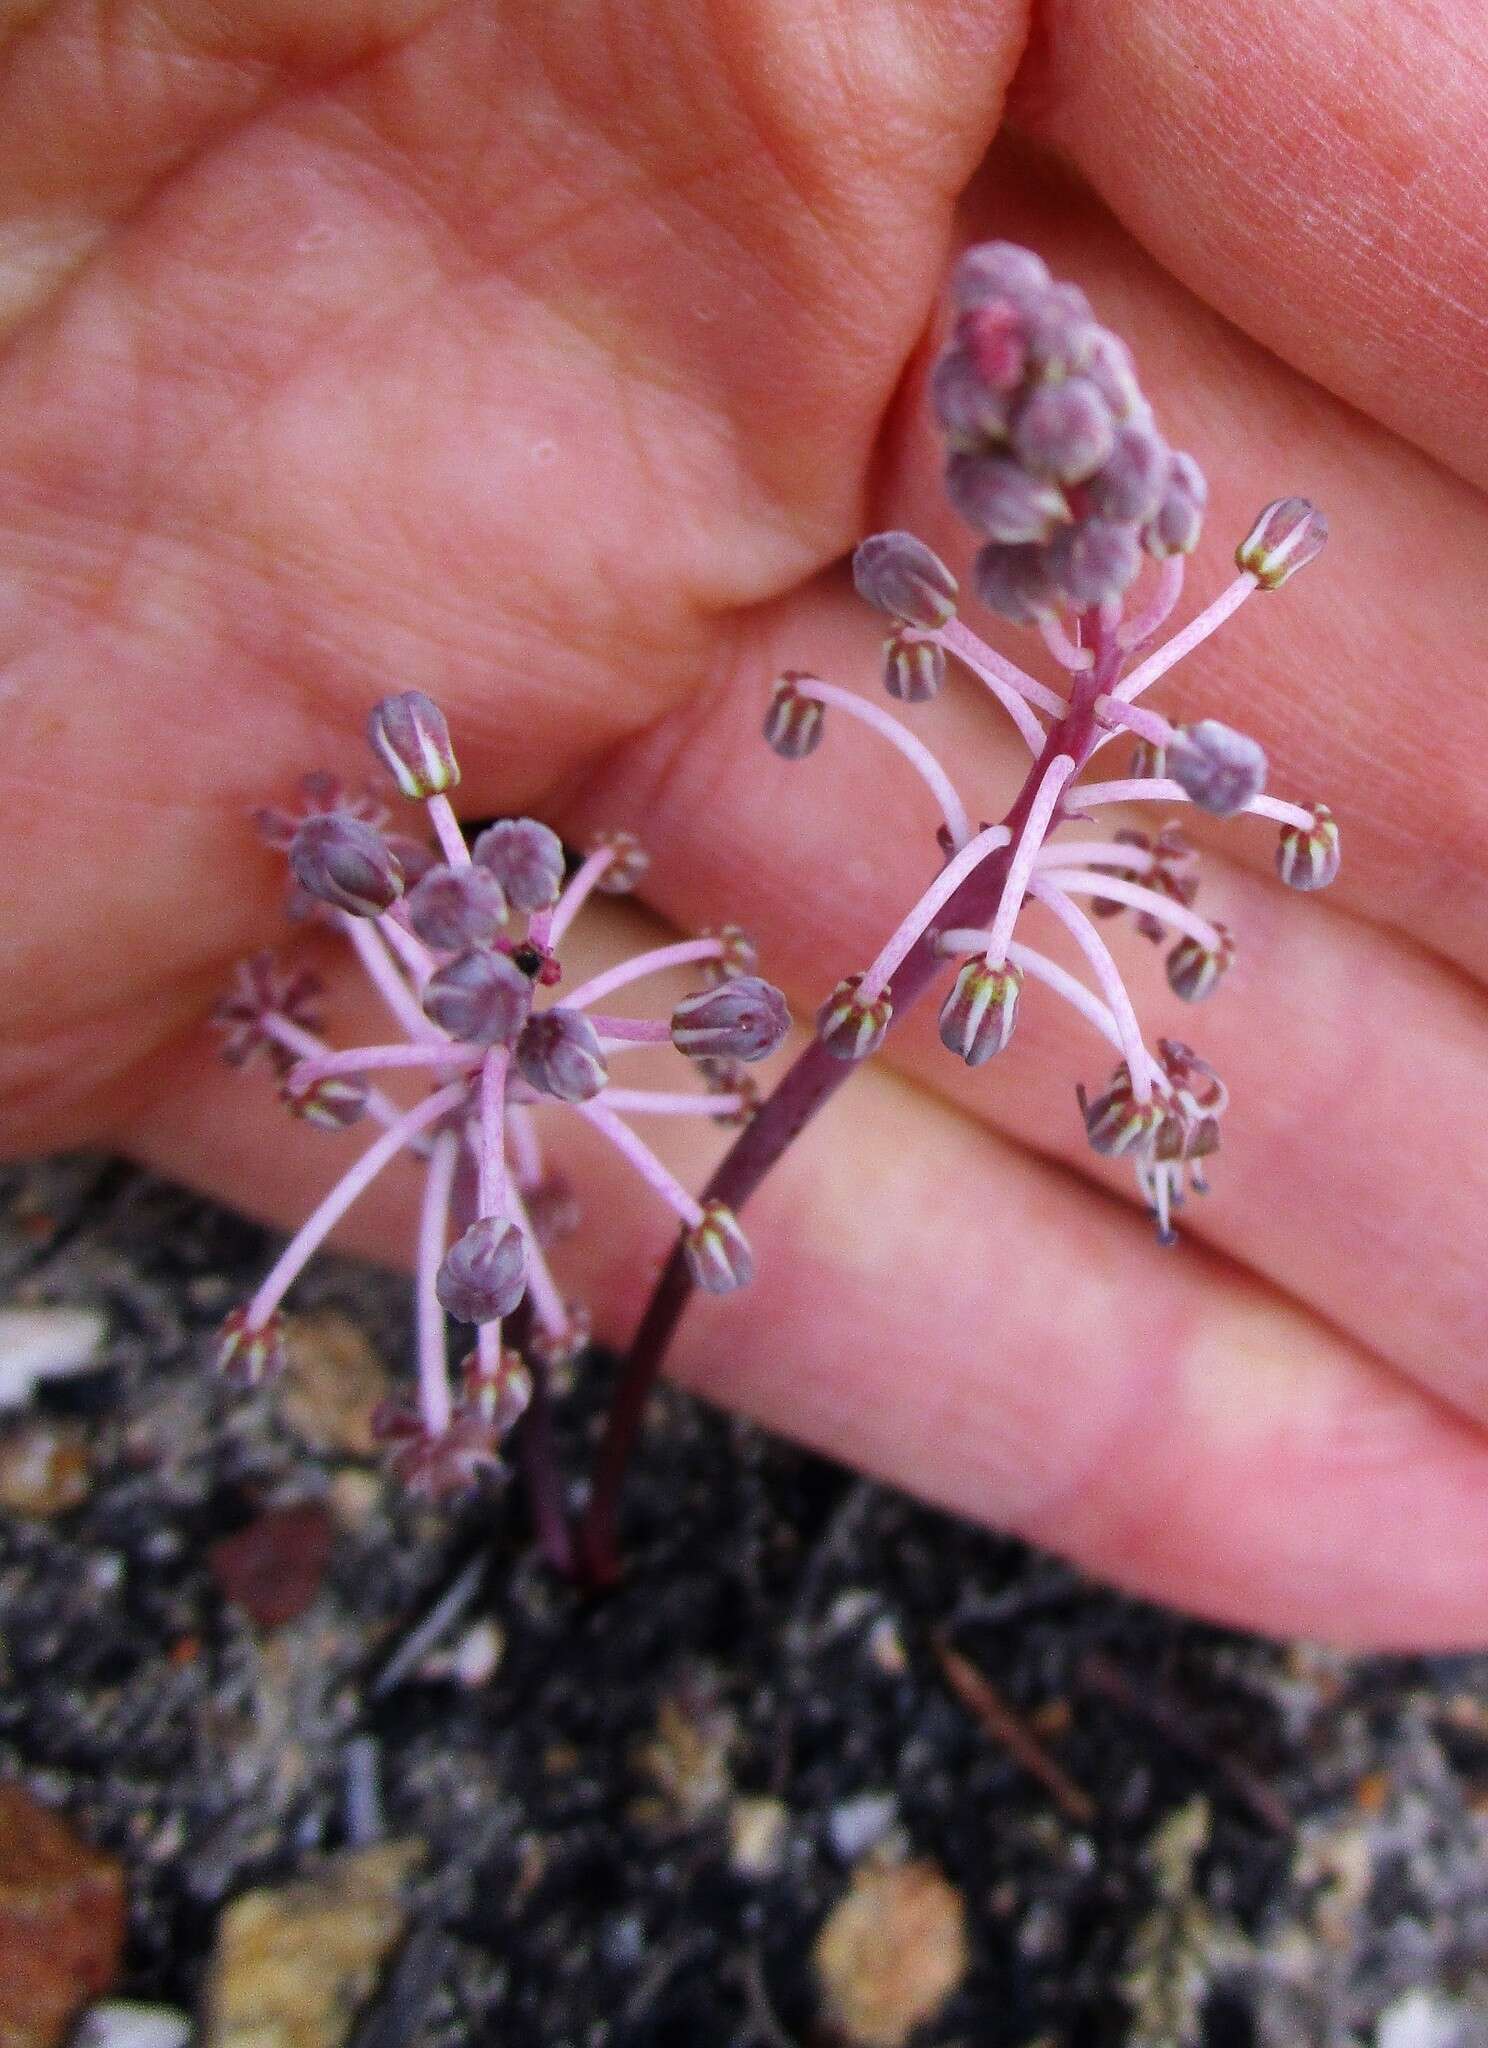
(856, 821, 1012, 1002)
(1113, 570, 1257, 704)
(564, 940, 725, 1013)
(1027, 882, 1161, 1100)
(246, 1081, 467, 1329)
(573, 1100, 705, 1229)
(791, 678, 973, 849)
(978, 755, 1078, 968)
(1036, 869, 1224, 952)
(415, 1129, 459, 1436)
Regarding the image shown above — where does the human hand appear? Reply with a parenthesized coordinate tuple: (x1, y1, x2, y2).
(4, 0, 1485, 1644)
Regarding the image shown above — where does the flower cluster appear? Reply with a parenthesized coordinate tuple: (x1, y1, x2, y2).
(769, 240, 1337, 1245)
(212, 692, 789, 1497)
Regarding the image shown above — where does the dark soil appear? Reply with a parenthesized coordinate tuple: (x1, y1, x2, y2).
(2, 1154, 1486, 2047)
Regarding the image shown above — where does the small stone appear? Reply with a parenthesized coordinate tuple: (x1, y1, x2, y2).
(73, 2004, 192, 2048)
(0, 1307, 107, 1412)
(814, 1860, 969, 2048)
(636, 1691, 735, 1825)
(202, 1842, 420, 2048)
(0, 1422, 91, 1517)
(208, 1504, 335, 1631)
(728, 1797, 790, 1879)
(0, 1782, 126, 2048)
(327, 1469, 382, 1531)
(828, 1793, 900, 1863)
(278, 1312, 392, 1459)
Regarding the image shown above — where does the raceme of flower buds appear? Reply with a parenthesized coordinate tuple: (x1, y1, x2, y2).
(422, 946, 533, 1044)
(515, 1007, 610, 1103)
(764, 674, 826, 758)
(592, 830, 650, 894)
(406, 862, 508, 949)
(212, 1307, 288, 1388)
(289, 812, 404, 918)
(1167, 721, 1268, 817)
(1165, 925, 1234, 1003)
(471, 817, 565, 913)
(883, 633, 946, 704)
(851, 532, 958, 630)
(1276, 805, 1341, 891)
(938, 958, 1024, 1067)
(436, 1216, 528, 1323)
(670, 976, 790, 1063)
(280, 1068, 371, 1129)
(1237, 498, 1329, 589)
(817, 974, 893, 1062)
(682, 1199, 755, 1295)
(368, 690, 460, 800)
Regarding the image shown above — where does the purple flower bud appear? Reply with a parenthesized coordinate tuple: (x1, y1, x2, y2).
(213, 1306, 288, 1389)
(1143, 452, 1208, 559)
(972, 541, 1061, 625)
(764, 674, 826, 759)
(461, 1346, 534, 1435)
(1085, 422, 1169, 524)
(280, 1067, 371, 1130)
(682, 1199, 754, 1295)
(405, 862, 508, 949)
(1236, 497, 1329, 589)
(883, 632, 946, 704)
(471, 818, 565, 914)
(515, 1007, 609, 1102)
(289, 812, 404, 918)
(592, 830, 649, 894)
(947, 451, 1066, 543)
(436, 1216, 528, 1322)
(852, 532, 959, 629)
(367, 690, 460, 799)
(816, 974, 892, 1062)
(422, 946, 532, 1044)
(930, 347, 1012, 445)
(1167, 721, 1268, 817)
(1046, 517, 1142, 608)
(1275, 804, 1340, 891)
(959, 302, 1031, 392)
(1011, 376, 1115, 485)
(952, 241, 1051, 310)
(385, 832, 440, 888)
(1077, 1069, 1165, 1158)
(938, 958, 1023, 1067)
(671, 975, 790, 1063)
(1022, 284, 1096, 377)
(1081, 329, 1147, 423)
(1165, 924, 1234, 1003)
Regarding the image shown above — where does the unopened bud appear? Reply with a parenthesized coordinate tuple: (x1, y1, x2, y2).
(1237, 497, 1328, 589)
(436, 1216, 528, 1322)
(592, 830, 649, 894)
(1077, 1071, 1165, 1158)
(816, 973, 892, 1062)
(1142, 451, 1207, 559)
(1275, 804, 1340, 891)
(671, 976, 789, 1063)
(852, 531, 958, 629)
(972, 541, 1060, 625)
(1022, 282, 1096, 377)
(1167, 720, 1267, 817)
(1165, 924, 1234, 1003)
(515, 1007, 609, 1102)
(422, 947, 532, 1044)
(883, 632, 946, 704)
(947, 451, 1066, 543)
(289, 812, 404, 918)
(406, 862, 507, 949)
(471, 818, 565, 914)
(1085, 422, 1169, 524)
(1081, 329, 1147, 424)
(682, 1199, 754, 1294)
(930, 347, 1013, 444)
(213, 1306, 287, 1389)
(1011, 376, 1115, 486)
(953, 241, 1051, 310)
(938, 958, 1023, 1067)
(764, 674, 826, 759)
(367, 690, 460, 799)
(281, 1067, 371, 1129)
(1046, 516, 1142, 608)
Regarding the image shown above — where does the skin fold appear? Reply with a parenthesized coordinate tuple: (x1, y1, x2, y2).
(2, 0, 1485, 1646)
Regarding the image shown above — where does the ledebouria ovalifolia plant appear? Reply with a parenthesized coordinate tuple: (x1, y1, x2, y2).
(211, 691, 788, 1560)
(575, 241, 1336, 1582)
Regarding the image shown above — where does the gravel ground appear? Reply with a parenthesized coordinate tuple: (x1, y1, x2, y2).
(1, 1152, 1486, 2048)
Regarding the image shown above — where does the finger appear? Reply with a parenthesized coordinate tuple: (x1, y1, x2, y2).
(122, 901, 1488, 1649)
(1010, 0, 1488, 490)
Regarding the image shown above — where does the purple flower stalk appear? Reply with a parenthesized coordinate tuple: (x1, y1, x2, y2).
(212, 698, 791, 1542)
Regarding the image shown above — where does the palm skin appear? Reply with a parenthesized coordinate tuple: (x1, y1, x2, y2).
(4, 0, 1487, 1645)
